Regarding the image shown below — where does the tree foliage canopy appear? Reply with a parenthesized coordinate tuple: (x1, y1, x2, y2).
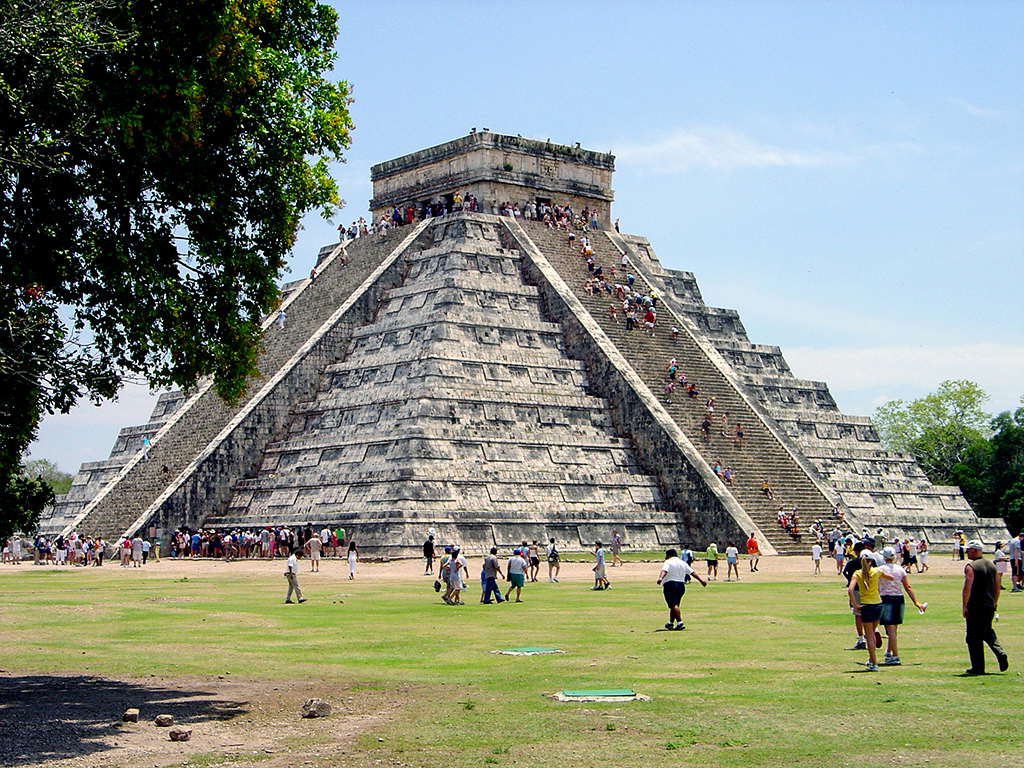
(875, 383, 1024, 532)
(23, 458, 73, 495)
(873, 379, 991, 482)
(0, 0, 352, 536)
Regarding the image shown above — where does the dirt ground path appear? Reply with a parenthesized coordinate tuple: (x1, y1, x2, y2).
(1, 546, 961, 583)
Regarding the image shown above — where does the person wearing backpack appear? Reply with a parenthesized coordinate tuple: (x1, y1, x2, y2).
(547, 538, 561, 583)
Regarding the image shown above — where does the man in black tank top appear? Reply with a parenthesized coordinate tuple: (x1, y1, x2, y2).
(962, 540, 1008, 675)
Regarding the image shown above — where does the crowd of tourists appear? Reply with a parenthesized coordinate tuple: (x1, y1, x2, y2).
(3, 523, 360, 571)
(422, 529, 638, 605)
(334, 193, 611, 247)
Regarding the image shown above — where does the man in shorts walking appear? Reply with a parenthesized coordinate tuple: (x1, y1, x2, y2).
(746, 532, 760, 572)
(611, 530, 624, 567)
(546, 538, 561, 582)
(592, 541, 610, 590)
(657, 548, 708, 630)
(506, 549, 527, 602)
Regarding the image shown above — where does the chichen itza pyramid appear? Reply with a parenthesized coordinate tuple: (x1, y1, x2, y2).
(40, 131, 1006, 556)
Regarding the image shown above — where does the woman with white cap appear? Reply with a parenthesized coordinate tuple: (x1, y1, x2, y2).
(879, 547, 927, 666)
(848, 551, 896, 671)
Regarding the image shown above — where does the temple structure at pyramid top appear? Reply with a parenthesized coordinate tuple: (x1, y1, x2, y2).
(369, 131, 615, 228)
(39, 131, 1007, 556)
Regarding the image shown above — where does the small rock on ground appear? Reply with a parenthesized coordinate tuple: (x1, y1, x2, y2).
(301, 698, 331, 718)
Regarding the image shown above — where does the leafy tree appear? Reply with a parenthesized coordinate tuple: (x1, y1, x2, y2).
(873, 380, 991, 483)
(989, 403, 1024, 533)
(877, 385, 1024, 531)
(23, 458, 74, 495)
(0, 0, 353, 535)
(0, 472, 53, 542)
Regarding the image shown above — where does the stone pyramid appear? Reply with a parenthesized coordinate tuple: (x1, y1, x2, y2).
(42, 132, 1006, 555)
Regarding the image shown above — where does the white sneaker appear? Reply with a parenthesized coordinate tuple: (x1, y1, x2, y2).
(865, 662, 879, 672)
(883, 656, 901, 666)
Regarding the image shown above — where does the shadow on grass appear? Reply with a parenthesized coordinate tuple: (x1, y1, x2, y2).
(0, 674, 248, 766)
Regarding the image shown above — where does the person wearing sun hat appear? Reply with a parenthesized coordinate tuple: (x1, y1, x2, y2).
(962, 539, 1008, 675)
(879, 547, 927, 666)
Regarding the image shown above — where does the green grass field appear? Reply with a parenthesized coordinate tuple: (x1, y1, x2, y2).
(1, 558, 1021, 767)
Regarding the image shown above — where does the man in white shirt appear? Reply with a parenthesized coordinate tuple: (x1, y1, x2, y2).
(657, 549, 708, 630)
(592, 541, 609, 590)
(506, 549, 528, 602)
(812, 542, 823, 574)
(285, 549, 306, 604)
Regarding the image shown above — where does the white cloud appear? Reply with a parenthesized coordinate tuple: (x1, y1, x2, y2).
(616, 127, 855, 173)
(947, 97, 1002, 119)
(785, 342, 1024, 416)
(31, 383, 163, 473)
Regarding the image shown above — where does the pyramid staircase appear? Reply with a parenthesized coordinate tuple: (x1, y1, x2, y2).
(512, 220, 839, 555)
(58, 223, 430, 541)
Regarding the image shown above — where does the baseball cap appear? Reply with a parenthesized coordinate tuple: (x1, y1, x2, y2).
(966, 539, 984, 551)
(881, 547, 896, 561)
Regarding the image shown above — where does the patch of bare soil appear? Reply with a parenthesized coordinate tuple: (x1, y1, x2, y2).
(0, 670, 406, 768)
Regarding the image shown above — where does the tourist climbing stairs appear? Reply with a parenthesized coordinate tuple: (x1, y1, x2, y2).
(517, 220, 835, 555)
(61, 229, 418, 541)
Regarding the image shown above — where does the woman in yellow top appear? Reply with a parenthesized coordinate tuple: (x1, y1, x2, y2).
(848, 552, 895, 671)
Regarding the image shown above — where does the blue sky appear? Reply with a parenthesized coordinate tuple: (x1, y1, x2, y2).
(33, 0, 1023, 473)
